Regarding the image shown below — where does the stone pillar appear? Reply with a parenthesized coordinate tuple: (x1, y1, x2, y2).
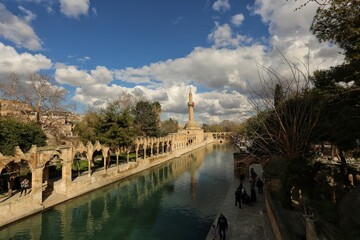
(143, 145, 146, 160)
(150, 144, 153, 158)
(31, 167, 43, 205)
(86, 151, 92, 177)
(61, 160, 72, 192)
(102, 148, 109, 172)
(135, 146, 139, 162)
(60, 148, 73, 193)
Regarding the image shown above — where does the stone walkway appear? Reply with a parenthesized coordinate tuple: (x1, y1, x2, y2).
(205, 177, 275, 240)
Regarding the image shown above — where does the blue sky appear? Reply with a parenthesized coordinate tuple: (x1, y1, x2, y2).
(0, 0, 342, 125)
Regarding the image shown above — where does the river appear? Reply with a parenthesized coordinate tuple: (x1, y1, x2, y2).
(0, 143, 235, 240)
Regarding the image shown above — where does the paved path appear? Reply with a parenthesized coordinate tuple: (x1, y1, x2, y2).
(205, 177, 275, 240)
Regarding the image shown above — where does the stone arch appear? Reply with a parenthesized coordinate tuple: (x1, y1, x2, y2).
(0, 158, 32, 197)
(91, 148, 105, 173)
(72, 151, 88, 181)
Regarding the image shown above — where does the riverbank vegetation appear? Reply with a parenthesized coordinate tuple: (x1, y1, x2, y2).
(239, 1, 360, 239)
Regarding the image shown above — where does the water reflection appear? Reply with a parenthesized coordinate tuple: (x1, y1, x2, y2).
(1, 143, 234, 240)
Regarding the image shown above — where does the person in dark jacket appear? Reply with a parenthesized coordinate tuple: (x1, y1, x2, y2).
(217, 213, 228, 240)
(256, 178, 264, 194)
(235, 187, 242, 208)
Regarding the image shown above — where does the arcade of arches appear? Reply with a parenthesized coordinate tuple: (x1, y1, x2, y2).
(0, 130, 232, 227)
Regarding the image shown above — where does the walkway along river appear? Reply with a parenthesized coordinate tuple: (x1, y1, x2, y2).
(0, 143, 235, 240)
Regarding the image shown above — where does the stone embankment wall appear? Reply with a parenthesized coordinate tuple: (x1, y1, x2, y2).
(264, 190, 294, 240)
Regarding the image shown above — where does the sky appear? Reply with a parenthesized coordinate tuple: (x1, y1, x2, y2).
(0, 0, 343, 125)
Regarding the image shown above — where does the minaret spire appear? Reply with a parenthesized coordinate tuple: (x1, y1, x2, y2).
(184, 87, 200, 130)
(188, 88, 194, 121)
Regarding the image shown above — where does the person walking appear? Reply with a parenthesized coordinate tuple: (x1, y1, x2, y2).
(217, 213, 228, 240)
(20, 178, 29, 196)
(235, 187, 242, 208)
(211, 224, 217, 240)
(256, 178, 264, 194)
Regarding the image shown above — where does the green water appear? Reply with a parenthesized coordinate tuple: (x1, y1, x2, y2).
(0, 143, 234, 240)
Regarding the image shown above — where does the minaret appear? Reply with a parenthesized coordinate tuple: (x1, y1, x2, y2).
(184, 88, 200, 130)
(188, 89, 195, 122)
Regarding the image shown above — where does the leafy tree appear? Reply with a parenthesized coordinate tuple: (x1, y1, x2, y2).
(310, 0, 360, 85)
(132, 101, 161, 137)
(310, 0, 360, 187)
(160, 118, 178, 135)
(73, 110, 102, 143)
(98, 102, 136, 148)
(0, 118, 46, 155)
(316, 87, 360, 180)
(75, 102, 137, 148)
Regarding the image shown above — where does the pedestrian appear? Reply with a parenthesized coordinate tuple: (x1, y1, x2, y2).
(20, 178, 29, 196)
(242, 188, 248, 204)
(217, 213, 228, 240)
(235, 187, 242, 209)
(256, 178, 264, 194)
(211, 224, 217, 240)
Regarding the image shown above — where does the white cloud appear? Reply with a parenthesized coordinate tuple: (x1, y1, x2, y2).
(55, 65, 113, 86)
(208, 22, 252, 48)
(231, 14, 244, 26)
(59, 0, 90, 18)
(212, 0, 230, 12)
(0, 3, 42, 50)
(0, 42, 52, 75)
(18, 6, 37, 22)
(77, 56, 91, 62)
(90, 66, 113, 84)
